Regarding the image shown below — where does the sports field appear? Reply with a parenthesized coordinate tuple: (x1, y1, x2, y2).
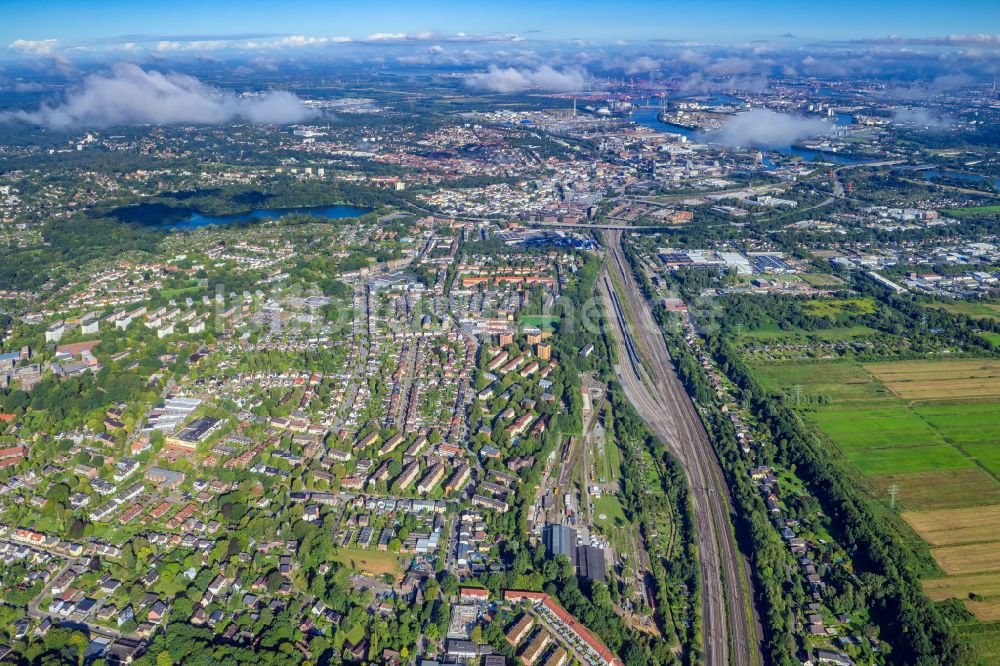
(750, 357, 1000, 620)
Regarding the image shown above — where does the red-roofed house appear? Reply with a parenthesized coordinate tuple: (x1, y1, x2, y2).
(503, 591, 624, 666)
(460, 587, 489, 603)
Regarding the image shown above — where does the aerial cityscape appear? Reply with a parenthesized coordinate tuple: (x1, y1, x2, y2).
(0, 2, 998, 665)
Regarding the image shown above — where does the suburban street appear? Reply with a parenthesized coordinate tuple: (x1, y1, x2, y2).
(24, 556, 139, 642)
(599, 229, 763, 666)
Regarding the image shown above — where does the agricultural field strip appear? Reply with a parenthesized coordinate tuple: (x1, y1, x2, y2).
(870, 469, 1000, 511)
(933, 542, 1000, 576)
(964, 600, 1000, 623)
(865, 360, 1000, 401)
(904, 505, 1000, 546)
(958, 622, 1000, 666)
(925, 572, 1000, 600)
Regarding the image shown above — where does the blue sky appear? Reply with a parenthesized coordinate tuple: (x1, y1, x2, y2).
(3, 0, 1000, 49)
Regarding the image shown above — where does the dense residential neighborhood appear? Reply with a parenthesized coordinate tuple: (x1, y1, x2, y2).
(0, 8, 999, 665)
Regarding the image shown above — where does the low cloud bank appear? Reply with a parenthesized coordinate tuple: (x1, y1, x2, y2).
(1, 63, 316, 129)
(466, 64, 586, 93)
(892, 107, 954, 129)
(704, 109, 830, 147)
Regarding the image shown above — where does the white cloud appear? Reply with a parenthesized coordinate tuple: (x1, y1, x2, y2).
(0, 63, 316, 129)
(707, 56, 754, 75)
(8, 38, 60, 56)
(367, 32, 408, 42)
(859, 33, 1000, 46)
(243, 35, 351, 49)
(625, 56, 661, 75)
(705, 109, 830, 148)
(466, 65, 587, 93)
(892, 107, 954, 129)
(267, 35, 349, 47)
(155, 40, 230, 52)
(365, 32, 521, 43)
(142, 35, 353, 53)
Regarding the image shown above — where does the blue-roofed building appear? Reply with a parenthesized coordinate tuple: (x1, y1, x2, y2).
(543, 523, 577, 566)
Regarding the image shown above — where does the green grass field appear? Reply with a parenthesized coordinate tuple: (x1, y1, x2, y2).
(944, 205, 1000, 220)
(812, 406, 945, 450)
(344, 623, 366, 645)
(737, 323, 878, 343)
(330, 548, 409, 579)
(593, 494, 627, 528)
(957, 621, 1000, 665)
(848, 445, 974, 476)
(799, 273, 846, 287)
(749, 359, 1000, 509)
(751, 360, 891, 402)
(800, 297, 877, 318)
(602, 430, 621, 484)
(160, 285, 205, 299)
(925, 301, 1000, 323)
(520, 315, 560, 331)
(959, 444, 1000, 478)
(914, 403, 1000, 444)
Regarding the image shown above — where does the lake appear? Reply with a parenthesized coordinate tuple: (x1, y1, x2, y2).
(167, 204, 372, 229)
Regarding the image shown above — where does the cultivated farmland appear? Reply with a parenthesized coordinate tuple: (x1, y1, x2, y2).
(865, 359, 1000, 401)
(749, 357, 1000, 622)
(904, 505, 1000, 546)
(932, 543, 1000, 576)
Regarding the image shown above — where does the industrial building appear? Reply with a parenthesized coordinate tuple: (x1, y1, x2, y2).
(543, 524, 606, 583)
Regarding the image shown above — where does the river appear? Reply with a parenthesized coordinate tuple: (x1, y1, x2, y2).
(629, 107, 866, 165)
(892, 167, 1000, 192)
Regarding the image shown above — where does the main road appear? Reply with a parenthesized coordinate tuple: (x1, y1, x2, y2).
(599, 229, 763, 666)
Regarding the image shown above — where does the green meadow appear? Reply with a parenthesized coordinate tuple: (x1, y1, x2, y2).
(749, 359, 1000, 510)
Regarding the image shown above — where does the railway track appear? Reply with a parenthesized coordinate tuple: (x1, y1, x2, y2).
(600, 230, 763, 666)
